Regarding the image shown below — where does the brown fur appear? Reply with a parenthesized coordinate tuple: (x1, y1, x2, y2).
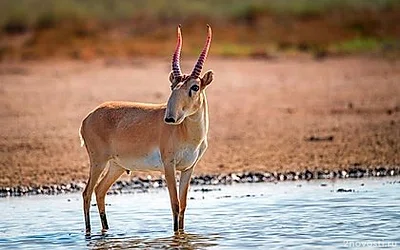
(80, 70, 214, 235)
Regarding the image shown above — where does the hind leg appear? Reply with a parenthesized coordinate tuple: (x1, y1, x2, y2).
(83, 158, 108, 235)
(95, 162, 125, 232)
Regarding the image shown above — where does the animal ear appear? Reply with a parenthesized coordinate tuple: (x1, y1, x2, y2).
(169, 71, 181, 90)
(200, 70, 214, 89)
(169, 71, 176, 84)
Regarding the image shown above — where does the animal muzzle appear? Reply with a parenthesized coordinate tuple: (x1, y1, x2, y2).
(164, 109, 184, 125)
(165, 93, 183, 125)
(164, 117, 176, 124)
(164, 108, 180, 124)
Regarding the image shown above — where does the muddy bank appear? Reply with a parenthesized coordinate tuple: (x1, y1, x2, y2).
(1, 166, 399, 197)
(0, 58, 399, 189)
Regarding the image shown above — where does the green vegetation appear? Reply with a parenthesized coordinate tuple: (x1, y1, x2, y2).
(213, 43, 254, 57)
(330, 38, 400, 58)
(0, 0, 399, 60)
(332, 38, 380, 53)
(1, 0, 399, 29)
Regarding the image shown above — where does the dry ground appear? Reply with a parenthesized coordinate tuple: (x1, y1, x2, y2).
(0, 56, 399, 187)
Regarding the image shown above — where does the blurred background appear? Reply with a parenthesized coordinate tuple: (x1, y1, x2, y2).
(1, 1, 399, 188)
(1, 2, 399, 247)
(0, 0, 399, 61)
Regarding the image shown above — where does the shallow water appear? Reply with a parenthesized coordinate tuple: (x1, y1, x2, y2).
(1, 178, 399, 249)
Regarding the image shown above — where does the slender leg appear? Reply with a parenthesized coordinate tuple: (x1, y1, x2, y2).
(164, 164, 180, 232)
(177, 142, 206, 231)
(95, 162, 125, 232)
(178, 167, 194, 231)
(83, 159, 107, 235)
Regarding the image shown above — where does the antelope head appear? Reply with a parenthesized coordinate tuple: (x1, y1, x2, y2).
(164, 25, 214, 125)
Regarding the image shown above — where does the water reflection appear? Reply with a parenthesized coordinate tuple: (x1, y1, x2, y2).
(86, 232, 220, 249)
(1, 178, 399, 249)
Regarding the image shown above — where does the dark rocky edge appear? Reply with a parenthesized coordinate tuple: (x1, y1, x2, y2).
(1, 166, 399, 198)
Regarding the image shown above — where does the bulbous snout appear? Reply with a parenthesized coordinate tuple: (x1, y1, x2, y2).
(164, 110, 183, 125)
(164, 117, 176, 124)
(165, 89, 185, 125)
(164, 106, 184, 125)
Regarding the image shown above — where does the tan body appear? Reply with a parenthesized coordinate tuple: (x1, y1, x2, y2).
(81, 99, 208, 172)
(80, 24, 214, 235)
(81, 72, 213, 235)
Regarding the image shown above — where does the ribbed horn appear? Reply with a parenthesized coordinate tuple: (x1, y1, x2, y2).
(191, 25, 212, 78)
(172, 25, 183, 78)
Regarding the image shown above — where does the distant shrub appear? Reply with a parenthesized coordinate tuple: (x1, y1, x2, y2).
(2, 18, 29, 34)
(334, 37, 380, 53)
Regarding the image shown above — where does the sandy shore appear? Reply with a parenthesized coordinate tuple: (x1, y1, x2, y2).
(0, 56, 399, 188)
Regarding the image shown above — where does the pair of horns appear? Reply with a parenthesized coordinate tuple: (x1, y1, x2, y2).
(172, 24, 212, 79)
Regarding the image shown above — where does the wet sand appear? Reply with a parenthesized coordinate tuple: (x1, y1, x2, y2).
(0, 56, 399, 188)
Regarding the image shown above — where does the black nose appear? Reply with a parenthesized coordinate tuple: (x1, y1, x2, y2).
(165, 117, 176, 123)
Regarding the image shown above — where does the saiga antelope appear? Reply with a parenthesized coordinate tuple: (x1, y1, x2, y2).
(80, 25, 214, 235)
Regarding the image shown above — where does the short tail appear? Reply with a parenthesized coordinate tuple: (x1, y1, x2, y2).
(79, 125, 85, 147)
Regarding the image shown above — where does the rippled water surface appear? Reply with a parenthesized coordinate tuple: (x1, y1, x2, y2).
(1, 178, 399, 249)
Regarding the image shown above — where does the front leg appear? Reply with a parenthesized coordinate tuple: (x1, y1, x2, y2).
(178, 167, 194, 231)
(164, 163, 180, 232)
(178, 141, 207, 231)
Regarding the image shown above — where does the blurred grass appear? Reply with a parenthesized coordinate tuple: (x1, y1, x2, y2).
(213, 43, 254, 57)
(1, 0, 399, 27)
(0, 0, 399, 60)
(332, 38, 381, 53)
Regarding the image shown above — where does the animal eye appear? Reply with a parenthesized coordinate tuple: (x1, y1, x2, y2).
(191, 85, 199, 92)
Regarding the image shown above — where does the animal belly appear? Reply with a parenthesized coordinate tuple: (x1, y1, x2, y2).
(115, 149, 164, 172)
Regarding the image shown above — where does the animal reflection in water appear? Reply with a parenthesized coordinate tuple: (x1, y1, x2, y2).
(80, 25, 215, 235)
(87, 232, 220, 249)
